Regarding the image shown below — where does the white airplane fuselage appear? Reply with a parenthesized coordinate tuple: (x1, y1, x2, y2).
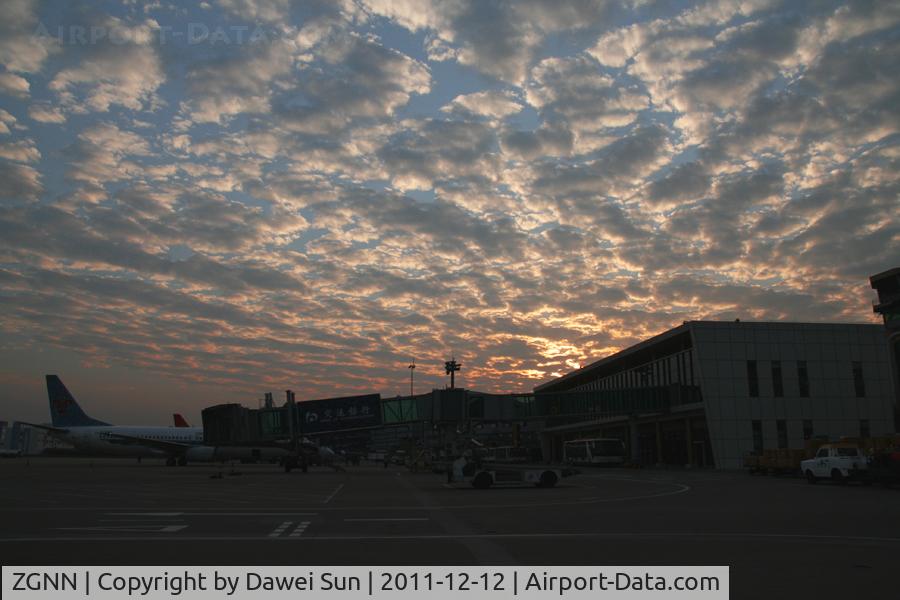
(53, 426, 204, 457)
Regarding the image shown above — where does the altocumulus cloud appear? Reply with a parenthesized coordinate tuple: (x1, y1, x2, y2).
(0, 0, 897, 421)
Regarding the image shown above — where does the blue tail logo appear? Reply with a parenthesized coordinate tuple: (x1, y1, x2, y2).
(46, 375, 110, 427)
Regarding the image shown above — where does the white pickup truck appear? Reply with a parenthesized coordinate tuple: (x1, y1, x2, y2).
(801, 443, 867, 484)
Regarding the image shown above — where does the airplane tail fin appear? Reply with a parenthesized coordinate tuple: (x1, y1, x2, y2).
(46, 375, 110, 427)
(173, 413, 190, 427)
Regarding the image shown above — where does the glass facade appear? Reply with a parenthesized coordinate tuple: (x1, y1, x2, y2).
(568, 348, 699, 393)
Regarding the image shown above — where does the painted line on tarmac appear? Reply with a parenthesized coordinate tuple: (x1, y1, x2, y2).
(109, 512, 319, 516)
(324, 483, 345, 504)
(99, 519, 188, 522)
(344, 518, 429, 522)
(1, 480, 692, 513)
(3, 532, 900, 544)
(55, 525, 189, 533)
(288, 522, 310, 538)
(267, 521, 293, 538)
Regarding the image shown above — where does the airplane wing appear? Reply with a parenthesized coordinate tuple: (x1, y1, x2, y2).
(104, 432, 192, 454)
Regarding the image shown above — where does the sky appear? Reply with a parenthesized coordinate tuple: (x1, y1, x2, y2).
(0, 0, 898, 425)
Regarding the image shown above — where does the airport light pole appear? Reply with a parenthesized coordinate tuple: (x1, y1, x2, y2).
(444, 357, 461, 389)
(408, 360, 415, 397)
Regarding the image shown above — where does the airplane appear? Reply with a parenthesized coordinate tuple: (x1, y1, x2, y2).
(27, 375, 334, 467)
(173, 413, 191, 427)
(26, 375, 203, 465)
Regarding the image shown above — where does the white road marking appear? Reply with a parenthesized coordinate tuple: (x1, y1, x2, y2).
(112, 512, 181, 516)
(5, 481, 691, 514)
(268, 521, 293, 538)
(344, 518, 429, 522)
(323, 483, 344, 504)
(56, 525, 188, 533)
(99, 519, 187, 522)
(288, 521, 311, 537)
(110, 512, 318, 516)
(7, 532, 900, 544)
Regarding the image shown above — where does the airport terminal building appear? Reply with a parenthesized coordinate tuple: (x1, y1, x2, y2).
(198, 321, 897, 471)
(535, 321, 897, 469)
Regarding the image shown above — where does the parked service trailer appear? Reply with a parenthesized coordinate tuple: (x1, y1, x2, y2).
(446, 456, 578, 489)
(863, 445, 900, 487)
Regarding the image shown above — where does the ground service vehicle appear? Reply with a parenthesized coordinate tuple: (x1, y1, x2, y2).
(482, 446, 530, 463)
(801, 443, 867, 484)
(446, 452, 577, 489)
(564, 438, 626, 466)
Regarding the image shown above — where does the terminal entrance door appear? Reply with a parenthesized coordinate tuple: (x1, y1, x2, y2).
(638, 424, 658, 465)
(660, 420, 688, 466)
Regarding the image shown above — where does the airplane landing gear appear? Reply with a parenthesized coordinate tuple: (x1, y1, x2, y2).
(165, 457, 176, 467)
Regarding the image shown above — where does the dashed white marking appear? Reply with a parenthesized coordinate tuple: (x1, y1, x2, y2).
(324, 483, 344, 504)
(268, 521, 293, 538)
(288, 521, 311, 537)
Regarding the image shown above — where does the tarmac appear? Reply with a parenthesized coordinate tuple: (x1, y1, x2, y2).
(1, 457, 898, 598)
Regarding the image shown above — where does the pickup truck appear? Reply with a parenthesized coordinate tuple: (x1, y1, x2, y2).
(801, 443, 867, 484)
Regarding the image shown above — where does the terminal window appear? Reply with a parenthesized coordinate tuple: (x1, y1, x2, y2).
(771, 360, 783, 397)
(747, 360, 759, 397)
(797, 361, 810, 397)
(860, 419, 870, 439)
(776, 419, 788, 449)
(751, 420, 763, 453)
(802, 419, 813, 440)
(852, 362, 866, 397)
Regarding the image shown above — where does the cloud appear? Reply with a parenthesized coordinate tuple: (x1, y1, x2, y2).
(47, 17, 164, 113)
(0, 71, 30, 97)
(216, 0, 292, 22)
(0, 0, 897, 410)
(0, 0, 56, 76)
(183, 37, 296, 124)
(527, 56, 650, 131)
(441, 90, 522, 119)
(500, 123, 574, 161)
(376, 118, 499, 190)
(64, 122, 152, 190)
(0, 139, 40, 163)
(271, 33, 431, 133)
(0, 161, 41, 201)
(646, 162, 710, 207)
(364, 0, 610, 84)
(27, 102, 66, 123)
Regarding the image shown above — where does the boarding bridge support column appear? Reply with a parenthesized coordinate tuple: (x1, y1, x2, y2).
(686, 417, 694, 466)
(629, 417, 640, 464)
(540, 432, 553, 464)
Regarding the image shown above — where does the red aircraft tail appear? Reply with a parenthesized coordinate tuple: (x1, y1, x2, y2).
(173, 413, 191, 428)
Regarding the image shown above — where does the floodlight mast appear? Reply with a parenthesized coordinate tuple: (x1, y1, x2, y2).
(444, 357, 461, 389)
(408, 360, 415, 396)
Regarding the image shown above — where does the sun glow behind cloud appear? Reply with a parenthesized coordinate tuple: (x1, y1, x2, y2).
(0, 0, 897, 421)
